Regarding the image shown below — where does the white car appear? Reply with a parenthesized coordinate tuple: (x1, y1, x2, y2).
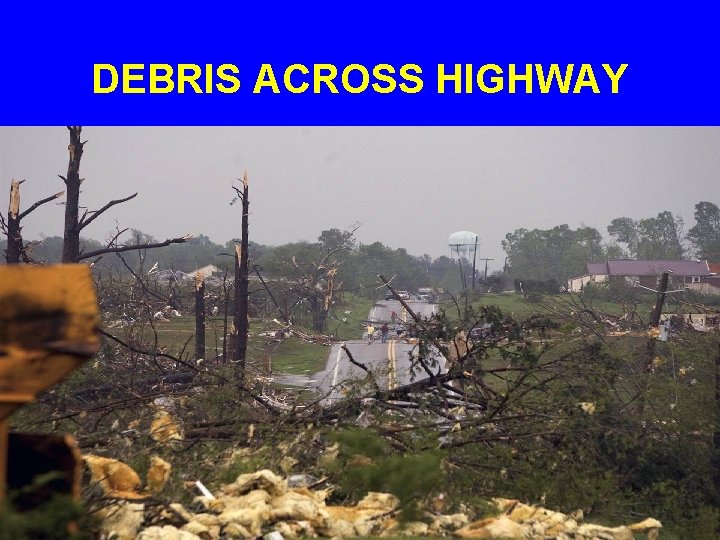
(385, 290, 411, 301)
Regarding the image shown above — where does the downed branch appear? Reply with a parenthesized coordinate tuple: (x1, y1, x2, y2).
(77, 235, 192, 261)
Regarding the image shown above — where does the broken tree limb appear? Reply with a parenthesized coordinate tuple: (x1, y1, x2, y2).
(5, 179, 23, 263)
(341, 344, 380, 391)
(115, 251, 170, 304)
(77, 235, 191, 261)
(8, 179, 23, 219)
(99, 329, 200, 373)
(99, 329, 282, 415)
(17, 190, 65, 221)
(72, 371, 197, 403)
(253, 264, 291, 325)
(78, 192, 138, 230)
(4, 179, 64, 264)
(315, 367, 465, 421)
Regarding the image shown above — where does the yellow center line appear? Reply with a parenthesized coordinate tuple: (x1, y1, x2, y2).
(388, 340, 397, 390)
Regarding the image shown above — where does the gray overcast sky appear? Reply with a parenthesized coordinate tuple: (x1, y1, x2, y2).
(1, 128, 718, 272)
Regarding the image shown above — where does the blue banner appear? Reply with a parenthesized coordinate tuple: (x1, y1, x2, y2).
(2, 3, 718, 125)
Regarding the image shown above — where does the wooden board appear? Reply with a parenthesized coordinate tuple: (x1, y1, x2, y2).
(0, 264, 100, 420)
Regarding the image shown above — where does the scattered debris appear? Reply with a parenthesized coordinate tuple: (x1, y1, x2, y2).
(151, 409, 184, 443)
(84, 457, 662, 540)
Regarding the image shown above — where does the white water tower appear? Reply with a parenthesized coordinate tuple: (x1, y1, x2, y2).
(448, 231, 479, 261)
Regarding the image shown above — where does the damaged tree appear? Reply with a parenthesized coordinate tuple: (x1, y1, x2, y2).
(287, 227, 358, 333)
(195, 272, 206, 362)
(1, 179, 64, 264)
(231, 172, 250, 380)
(59, 126, 188, 263)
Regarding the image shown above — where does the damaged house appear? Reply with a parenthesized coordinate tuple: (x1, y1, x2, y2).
(568, 259, 719, 294)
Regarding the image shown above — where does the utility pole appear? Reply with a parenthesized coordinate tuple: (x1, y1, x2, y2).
(458, 258, 468, 315)
(458, 258, 466, 291)
(649, 272, 670, 328)
(638, 272, 676, 416)
(471, 235, 478, 291)
(475, 258, 494, 280)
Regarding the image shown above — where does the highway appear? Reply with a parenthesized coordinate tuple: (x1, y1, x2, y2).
(307, 298, 445, 404)
(367, 298, 438, 325)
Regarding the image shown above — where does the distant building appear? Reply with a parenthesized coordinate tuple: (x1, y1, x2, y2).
(661, 312, 720, 331)
(568, 260, 717, 294)
(703, 263, 720, 295)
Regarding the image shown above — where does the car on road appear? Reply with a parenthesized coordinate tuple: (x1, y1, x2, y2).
(468, 323, 494, 340)
(385, 290, 411, 300)
(418, 287, 437, 303)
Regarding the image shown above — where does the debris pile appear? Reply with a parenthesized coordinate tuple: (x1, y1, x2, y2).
(84, 456, 662, 540)
(454, 499, 662, 540)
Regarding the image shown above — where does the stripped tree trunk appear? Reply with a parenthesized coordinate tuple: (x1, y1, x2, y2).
(233, 172, 250, 382)
(58, 126, 186, 262)
(3, 179, 64, 264)
(62, 126, 84, 263)
(195, 272, 206, 362)
(6, 180, 23, 264)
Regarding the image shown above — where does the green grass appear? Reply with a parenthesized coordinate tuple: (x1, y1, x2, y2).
(103, 316, 268, 360)
(326, 294, 377, 340)
(436, 292, 545, 319)
(267, 336, 330, 375)
(471, 292, 540, 318)
(105, 315, 333, 375)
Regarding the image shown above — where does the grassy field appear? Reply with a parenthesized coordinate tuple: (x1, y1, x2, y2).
(105, 316, 278, 361)
(268, 336, 330, 374)
(102, 293, 376, 375)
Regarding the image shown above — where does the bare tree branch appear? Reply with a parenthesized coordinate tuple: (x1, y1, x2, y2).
(106, 227, 130, 248)
(76, 235, 191, 261)
(114, 251, 170, 304)
(99, 328, 199, 372)
(18, 190, 65, 221)
(79, 193, 138, 230)
(99, 328, 281, 415)
(342, 344, 380, 391)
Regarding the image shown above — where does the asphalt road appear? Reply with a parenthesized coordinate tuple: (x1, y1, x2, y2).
(367, 299, 438, 324)
(305, 299, 445, 403)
